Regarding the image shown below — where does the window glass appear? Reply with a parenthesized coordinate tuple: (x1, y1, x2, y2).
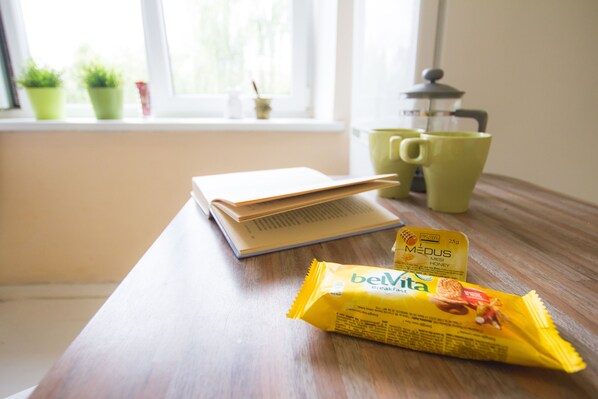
(19, 0, 147, 104)
(352, 0, 419, 124)
(162, 0, 292, 96)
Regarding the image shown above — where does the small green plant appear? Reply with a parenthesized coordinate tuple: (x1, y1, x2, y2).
(81, 63, 123, 88)
(16, 61, 63, 88)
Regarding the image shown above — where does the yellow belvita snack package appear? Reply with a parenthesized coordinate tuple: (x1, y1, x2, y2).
(288, 260, 585, 373)
(393, 226, 469, 280)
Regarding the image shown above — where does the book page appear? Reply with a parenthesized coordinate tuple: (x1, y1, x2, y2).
(192, 168, 399, 220)
(212, 195, 401, 256)
(222, 173, 398, 206)
(192, 167, 330, 212)
(213, 179, 399, 222)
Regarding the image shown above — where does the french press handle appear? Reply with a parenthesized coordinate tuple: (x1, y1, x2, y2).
(452, 109, 488, 132)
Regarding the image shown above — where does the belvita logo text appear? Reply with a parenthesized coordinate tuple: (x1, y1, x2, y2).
(351, 272, 429, 292)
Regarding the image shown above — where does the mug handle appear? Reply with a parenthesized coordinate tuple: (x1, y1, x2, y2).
(389, 136, 403, 161)
(400, 138, 429, 166)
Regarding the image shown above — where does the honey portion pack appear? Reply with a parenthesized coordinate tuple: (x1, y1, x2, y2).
(393, 226, 468, 280)
(288, 260, 585, 373)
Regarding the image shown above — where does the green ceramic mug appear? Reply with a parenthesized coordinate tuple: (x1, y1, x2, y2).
(399, 131, 492, 213)
(368, 128, 422, 199)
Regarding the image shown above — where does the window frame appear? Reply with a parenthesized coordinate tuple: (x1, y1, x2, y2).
(0, 0, 28, 116)
(0, 0, 312, 119)
(0, 6, 19, 110)
(141, 0, 312, 118)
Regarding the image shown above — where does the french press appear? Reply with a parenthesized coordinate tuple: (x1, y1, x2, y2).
(398, 68, 488, 192)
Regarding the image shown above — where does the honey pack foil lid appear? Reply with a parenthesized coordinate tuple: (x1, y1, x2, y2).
(393, 226, 469, 281)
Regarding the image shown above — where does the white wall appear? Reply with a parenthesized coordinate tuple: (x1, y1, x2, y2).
(439, 0, 598, 205)
(0, 129, 348, 284)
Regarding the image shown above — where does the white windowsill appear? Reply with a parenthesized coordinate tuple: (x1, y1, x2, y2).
(0, 117, 346, 132)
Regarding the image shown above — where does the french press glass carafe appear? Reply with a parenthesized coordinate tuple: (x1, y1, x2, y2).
(398, 68, 489, 192)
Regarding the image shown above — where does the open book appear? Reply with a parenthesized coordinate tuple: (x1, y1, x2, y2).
(191, 167, 403, 258)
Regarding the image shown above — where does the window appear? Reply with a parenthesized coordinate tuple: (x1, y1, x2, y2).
(352, 0, 420, 126)
(14, 0, 147, 115)
(142, 0, 310, 117)
(1, 0, 311, 118)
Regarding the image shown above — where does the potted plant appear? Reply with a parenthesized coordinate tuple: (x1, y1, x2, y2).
(16, 61, 65, 120)
(81, 63, 123, 119)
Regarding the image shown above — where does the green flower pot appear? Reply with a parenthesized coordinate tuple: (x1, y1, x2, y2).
(87, 87, 123, 119)
(25, 87, 66, 120)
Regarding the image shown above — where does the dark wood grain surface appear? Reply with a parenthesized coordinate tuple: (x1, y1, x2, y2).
(30, 174, 598, 398)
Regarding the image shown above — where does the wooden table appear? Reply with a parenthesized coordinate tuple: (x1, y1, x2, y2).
(30, 174, 598, 398)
